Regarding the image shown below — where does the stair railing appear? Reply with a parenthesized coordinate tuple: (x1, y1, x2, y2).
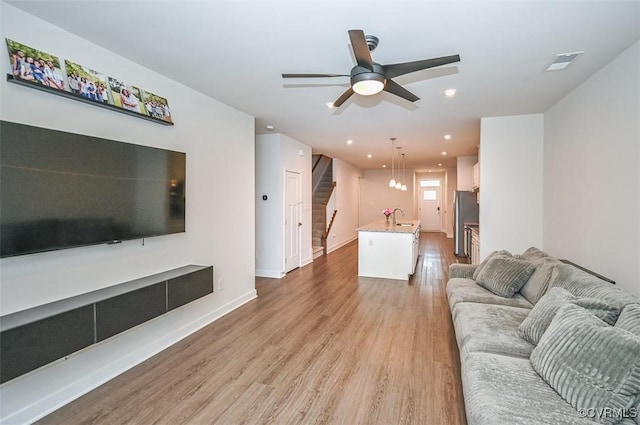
(321, 182, 337, 254)
(312, 155, 332, 194)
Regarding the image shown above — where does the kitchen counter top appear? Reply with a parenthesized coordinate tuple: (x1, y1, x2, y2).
(357, 219, 421, 233)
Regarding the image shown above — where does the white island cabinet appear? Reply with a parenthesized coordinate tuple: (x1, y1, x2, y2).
(357, 219, 421, 280)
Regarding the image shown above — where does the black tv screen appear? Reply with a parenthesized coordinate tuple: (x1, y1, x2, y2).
(0, 121, 186, 258)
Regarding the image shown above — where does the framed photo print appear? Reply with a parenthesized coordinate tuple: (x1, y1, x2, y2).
(108, 77, 143, 114)
(142, 90, 172, 123)
(65, 60, 110, 104)
(6, 38, 64, 90)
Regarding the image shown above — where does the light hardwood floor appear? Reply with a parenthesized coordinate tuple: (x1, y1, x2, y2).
(38, 233, 467, 425)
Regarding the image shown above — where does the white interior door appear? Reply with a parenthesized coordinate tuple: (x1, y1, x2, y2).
(419, 180, 442, 232)
(284, 171, 301, 273)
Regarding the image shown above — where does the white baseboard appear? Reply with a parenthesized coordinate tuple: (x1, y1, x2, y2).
(0, 289, 257, 425)
(255, 269, 285, 278)
(301, 256, 313, 267)
(327, 235, 358, 254)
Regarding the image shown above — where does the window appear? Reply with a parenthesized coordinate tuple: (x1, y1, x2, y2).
(423, 190, 437, 201)
(420, 179, 440, 187)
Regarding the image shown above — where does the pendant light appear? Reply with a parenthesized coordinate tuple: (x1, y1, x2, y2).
(401, 153, 408, 191)
(395, 147, 402, 189)
(388, 137, 396, 188)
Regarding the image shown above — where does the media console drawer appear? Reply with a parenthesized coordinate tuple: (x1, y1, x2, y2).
(0, 265, 213, 383)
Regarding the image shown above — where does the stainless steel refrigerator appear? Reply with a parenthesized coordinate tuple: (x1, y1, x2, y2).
(454, 191, 479, 256)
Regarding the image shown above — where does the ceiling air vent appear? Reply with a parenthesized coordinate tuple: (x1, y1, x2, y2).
(546, 51, 584, 71)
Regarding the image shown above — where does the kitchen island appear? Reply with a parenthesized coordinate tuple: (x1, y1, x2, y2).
(357, 219, 421, 280)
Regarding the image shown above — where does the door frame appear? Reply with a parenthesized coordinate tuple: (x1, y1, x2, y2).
(417, 175, 444, 232)
(283, 169, 302, 273)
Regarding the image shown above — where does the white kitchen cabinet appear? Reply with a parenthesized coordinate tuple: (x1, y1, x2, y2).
(471, 228, 480, 265)
(357, 220, 421, 280)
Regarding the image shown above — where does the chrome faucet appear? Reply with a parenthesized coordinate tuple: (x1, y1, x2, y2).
(392, 208, 405, 225)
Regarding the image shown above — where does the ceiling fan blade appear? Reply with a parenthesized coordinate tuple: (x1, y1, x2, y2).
(383, 79, 419, 102)
(384, 54, 461, 79)
(332, 87, 354, 108)
(282, 73, 349, 78)
(348, 29, 374, 71)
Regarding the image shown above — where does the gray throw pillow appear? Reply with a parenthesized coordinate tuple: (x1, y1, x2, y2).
(472, 249, 511, 281)
(519, 258, 559, 305)
(521, 246, 551, 262)
(475, 254, 535, 298)
(518, 287, 621, 345)
(616, 304, 640, 337)
(530, 304, 640, 425)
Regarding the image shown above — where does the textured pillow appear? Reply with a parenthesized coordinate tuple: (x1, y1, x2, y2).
(521, 246, 551, 262)
(475, 254, 535, 298)
(616, 304, 640, 337)
(518, 287, 621, 345)
(530, 304, 640, 425)
(519, 258, 559, 305)
(472, 249, 511, 281)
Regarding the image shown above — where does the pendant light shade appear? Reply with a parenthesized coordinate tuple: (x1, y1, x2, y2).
(395, 147, 402, 189)
(388, 138, 396, 187)
(401, 153, 408, 191)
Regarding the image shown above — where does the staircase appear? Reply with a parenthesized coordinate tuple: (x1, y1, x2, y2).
(312, 155, 337, 258)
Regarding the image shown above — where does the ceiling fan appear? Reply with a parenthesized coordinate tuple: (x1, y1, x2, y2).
(282, 29, 461, 107)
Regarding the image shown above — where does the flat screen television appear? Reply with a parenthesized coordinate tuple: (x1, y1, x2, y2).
(0, 121, 186, 258)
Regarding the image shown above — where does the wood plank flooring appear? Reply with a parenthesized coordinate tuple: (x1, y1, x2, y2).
(37, 233, 467, 425)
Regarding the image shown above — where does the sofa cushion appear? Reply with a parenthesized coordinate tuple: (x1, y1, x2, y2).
(472, 249, 511, 281)
(518, 287, 621, 345)
(452, 302, 534, 358)
(616, 304, 640, 337)
(462, 352, 594, 425)
(550, 263, 640, 307)
(530, 304, 640, 425)
(475, 254, 536, 298)
(520, 257, 560, 305)
(447, 278, 533, 309)
(449, 263, 478, 279)
(521, 246, 552, 262)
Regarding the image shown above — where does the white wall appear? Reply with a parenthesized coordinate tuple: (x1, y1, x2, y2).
(479, 114, 544, 258)
(255, 133, 312, 277)
(445, 167, 458, 237)
(326, 158, 363, 253)
(359, 169, 415, 226)
(544, 41, 640, 296)
(0, 4, 256, 423)
(255, 134, 283, 277)
(456, 156, 477, 191)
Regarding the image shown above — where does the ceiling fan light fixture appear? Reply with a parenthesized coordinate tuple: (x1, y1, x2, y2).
(352, 73, 386, 96)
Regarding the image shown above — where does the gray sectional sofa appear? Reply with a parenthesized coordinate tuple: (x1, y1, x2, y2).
(447, 247, 640, 425)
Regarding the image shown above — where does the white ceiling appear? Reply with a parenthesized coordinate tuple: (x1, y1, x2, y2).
(8, 0, 640, 170)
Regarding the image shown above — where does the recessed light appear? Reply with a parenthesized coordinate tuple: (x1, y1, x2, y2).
(444, 134, 451, 140)
(367, 154, 372, 158)
(428, 170, 432, 173)
(382, 164, 387, 168)
(441, 151, 447, 156)
(438, 163, 442, 166)
(444, 89, 457, 97)
(347, 139, 353, 145)
(265, 125, 275, 131)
